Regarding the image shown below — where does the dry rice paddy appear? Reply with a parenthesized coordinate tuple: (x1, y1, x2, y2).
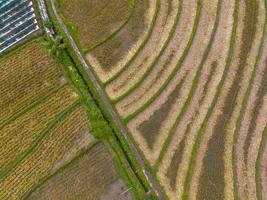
(27, 143, 132, 200)
(0, 39, 126, 199)
(57, 0, 267, 199)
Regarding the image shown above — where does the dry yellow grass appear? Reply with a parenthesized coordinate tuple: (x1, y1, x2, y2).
(0, 85, 78, 172)
(0, 40, 63, 124)
(0, 106, 91, 200)
(114, 0, 197, 117)
(127, 0, 218, 166)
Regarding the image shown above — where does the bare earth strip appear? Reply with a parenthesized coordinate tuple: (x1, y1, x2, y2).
(105, 0, 180, 100)
(260, 130, 267, 200)
(246, 94, 267, 200)
(127, 0, 217, 166)
(115, 0, 197, 117)
(181, 0, 265, 199)
(235, 26, 267, 200)
(156, 0, 234, 198)
(87, 0, 157, 82)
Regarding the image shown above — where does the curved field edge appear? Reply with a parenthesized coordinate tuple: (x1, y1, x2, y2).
(104, 0, 161, 85)
(39, 2, 156, 195)
(256, 126, 267, 200)
(86, 0, 136, 52)
(232, 5, 267, 199)
(154, 0, 222, 169)
(124, 0, 201, 122)
(53, 0, 136, 53)
(181, 0, 239, 198)
(110, 0, 183, 103)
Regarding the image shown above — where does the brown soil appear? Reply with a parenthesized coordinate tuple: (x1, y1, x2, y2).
(197, 0, 258, 199)
(138, 77, 184, 149)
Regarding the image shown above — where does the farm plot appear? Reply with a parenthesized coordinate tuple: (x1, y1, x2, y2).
(55, 0, 133, 50)
(0, 38, 96, 200)
(0, 40, 63, 124)
(56, 0, 153, 82)
(128, 0, 219, 165)
(26, 143, 132, 200)
(0, 85, 78, 172)
(105, 0, 180, 100)
(56, 0, 267, 199)
(0, 106, 93, 200)
(234, 28, 267, 200)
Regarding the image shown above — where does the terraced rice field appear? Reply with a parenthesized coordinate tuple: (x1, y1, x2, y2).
(58, 0, 267, 199)
(0, 39, 128, 199)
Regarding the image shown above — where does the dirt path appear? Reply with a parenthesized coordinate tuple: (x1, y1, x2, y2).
(48, 0, 163, 199)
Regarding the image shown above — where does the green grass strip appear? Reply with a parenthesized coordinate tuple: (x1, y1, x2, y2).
(87, 0, 136, 52)
(124, 0, 202, 122)
(0, 84, 66, 130)
(256, 126, 267, 200)
(104, 0, 161, 85)
(154, 0, 222, 169)
(112, 0, 183, 103)
(232, 5, 267, 199)
(181, 0, 239, 198)
(0, 100, 81, 180)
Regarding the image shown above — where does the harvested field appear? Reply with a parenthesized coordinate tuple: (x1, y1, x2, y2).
(56, 0, 267, 199)
(114, 0, 198, 117)
(105, 0, 180, 100)
(27, 143, 132, 200)
(127, 0, 218, 165)
(259, 128, 267, 200)
(235, 35, 267, 200)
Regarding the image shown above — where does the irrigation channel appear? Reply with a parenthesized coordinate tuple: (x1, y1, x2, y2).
(37, 0, 164, 198)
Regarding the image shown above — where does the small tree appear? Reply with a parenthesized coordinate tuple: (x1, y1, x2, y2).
(48, 36, 66, 57)
(43, 19, 52, 29)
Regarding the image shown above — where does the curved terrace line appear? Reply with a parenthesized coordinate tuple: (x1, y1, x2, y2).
(103, 0, 160, 84)
(181, 0, 239, 198)
(86, 0, 136, 52)
(256, 126, 267, 200)
(110, 0, 183, 102)
(154, 0, 223, 169)
(124, 0, 202, 122)
(232, 2, 267, 199)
